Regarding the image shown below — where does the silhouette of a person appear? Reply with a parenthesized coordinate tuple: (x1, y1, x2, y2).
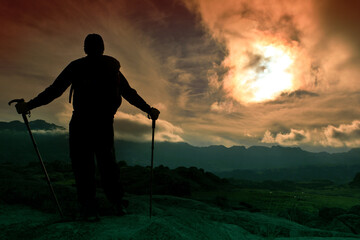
(15, 33, 160, 220)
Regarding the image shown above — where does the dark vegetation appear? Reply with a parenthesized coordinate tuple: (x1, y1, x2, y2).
(1, 160, 360, 234)
(0, 161, 230, 218)
(119, 161, 230, 196)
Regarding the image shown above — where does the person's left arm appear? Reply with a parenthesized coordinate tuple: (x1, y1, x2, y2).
(118, 71, 160, 120)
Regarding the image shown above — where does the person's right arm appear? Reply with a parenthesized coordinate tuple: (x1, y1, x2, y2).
(26, 64, 74, 111)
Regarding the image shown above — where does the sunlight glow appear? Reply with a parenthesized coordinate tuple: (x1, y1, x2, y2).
(225, 41, 296, 104)
(249, 44, 294, 102)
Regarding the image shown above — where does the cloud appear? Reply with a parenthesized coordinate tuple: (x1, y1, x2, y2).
(113, 112, 183, 142)
(280, 90, 319, 99)
(267, 90, 319, 104)
(261, 129, 309, 146)
(184, 0, 317, 103)
(32, 129, 67, 135)
(262, 120, 360, 148)
(210, 101, 234, 113)
(2, 0, 360, 152)
(321, 120, 360, 148)
(184, 0, 360, 102)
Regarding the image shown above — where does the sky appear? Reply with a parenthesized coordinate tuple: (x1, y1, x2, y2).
(1, 0, 360, 152)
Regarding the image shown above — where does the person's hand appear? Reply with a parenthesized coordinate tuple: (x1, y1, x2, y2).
(148, 107, 160, 120)
(15, 101, 29, 114)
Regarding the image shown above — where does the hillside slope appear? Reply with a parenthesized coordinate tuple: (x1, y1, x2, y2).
(1, 196, 359, 240)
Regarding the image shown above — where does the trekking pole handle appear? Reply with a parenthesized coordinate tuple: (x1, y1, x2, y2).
(9, 98, 64, 218)
(8, 98, 25, 106)
(9, 98, 31, 117)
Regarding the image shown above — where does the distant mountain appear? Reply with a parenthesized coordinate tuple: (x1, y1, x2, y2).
(114, 141, 360, 171)
(0, 120, 68, 164)
(1, 120, 360, 182)
(0, 120, 65, 131)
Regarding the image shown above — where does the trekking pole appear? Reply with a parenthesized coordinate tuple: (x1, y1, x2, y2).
(8, 99, 64, 218)
(149, 119, 156, 218)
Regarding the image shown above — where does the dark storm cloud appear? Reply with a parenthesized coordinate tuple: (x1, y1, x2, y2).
(281, 90, 319, 98)
(109, 0, 229, 117)
(162, 38, 227, 116)
(267, 90, 319, 104)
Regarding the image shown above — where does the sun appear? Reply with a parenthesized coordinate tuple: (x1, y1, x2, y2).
(225, 41, 296, 104)
(249, 44, 294, 102)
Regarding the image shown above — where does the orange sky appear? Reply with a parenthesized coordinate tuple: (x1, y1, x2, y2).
(1, 0, 360, 152)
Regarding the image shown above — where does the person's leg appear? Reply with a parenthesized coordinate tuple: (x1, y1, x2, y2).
(96, 145, 124, 203)
(69, 116, 98, 219)
(94, 120, 125, 210)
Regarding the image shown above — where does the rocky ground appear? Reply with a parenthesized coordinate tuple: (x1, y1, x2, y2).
(1, 195, 360, 240)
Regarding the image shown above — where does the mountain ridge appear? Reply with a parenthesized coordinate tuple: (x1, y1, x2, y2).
(1, 120, 359, 182)
(0, 120, 66, 131)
